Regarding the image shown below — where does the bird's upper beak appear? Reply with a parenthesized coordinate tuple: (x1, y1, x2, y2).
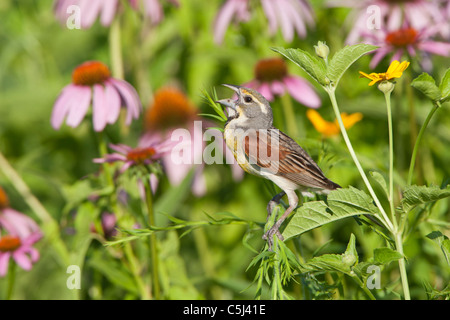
(215, 84, 241, 110)
(221, 83, 241, 93)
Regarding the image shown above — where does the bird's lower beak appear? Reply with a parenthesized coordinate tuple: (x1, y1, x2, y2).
(216, 98, 236, 110)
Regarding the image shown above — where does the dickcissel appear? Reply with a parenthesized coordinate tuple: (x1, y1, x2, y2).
(217, 84, 340, 250)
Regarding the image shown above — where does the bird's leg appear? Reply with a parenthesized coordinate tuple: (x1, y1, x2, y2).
(263, 190, 298, 251)
(266, 191, 286, 221)
(264, 191, 285, 241)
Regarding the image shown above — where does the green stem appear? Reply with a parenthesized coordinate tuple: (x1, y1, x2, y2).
(394, 232, 410, 300)
(383, 84, 411, 300)
(406, 74, 421, 183)
(280, 93, 299, 138)
(325, 88, 394, 232)
(144, 177, 160, 300)
(271, 239, 284, 300)
(109, 17, 124, 79)
(350, 272, 376, 300)
(384, 91, 398, 230)
(123, 243, 151, 299)
(6, 260, 16, 300)
(0, 152, 53, 224)
(407, 102, 440, 186)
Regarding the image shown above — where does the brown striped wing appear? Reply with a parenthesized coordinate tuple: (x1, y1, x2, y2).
(243, 128, 339, 190)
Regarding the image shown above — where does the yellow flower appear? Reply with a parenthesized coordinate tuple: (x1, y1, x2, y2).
(307, 109, 363, 137)
(359, 60, 410, 86)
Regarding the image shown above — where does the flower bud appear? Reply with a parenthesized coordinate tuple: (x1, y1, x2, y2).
(314, 41, 330, 60)
(377, 80, 395, 94)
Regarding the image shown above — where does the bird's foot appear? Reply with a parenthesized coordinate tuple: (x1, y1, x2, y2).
(262, 225, 284, 251)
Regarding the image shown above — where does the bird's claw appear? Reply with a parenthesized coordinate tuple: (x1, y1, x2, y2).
(262, 225, 284, 251)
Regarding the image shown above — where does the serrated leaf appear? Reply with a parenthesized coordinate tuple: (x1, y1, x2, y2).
(327, 186, 379, 216)
(373, 247, 403, 265)
(411, 72, 441, 101)
(303, 234, 358, 274)
(282, 188, 374, 241)
(327, 44, 378, 86)
(439, 68, 450, 102)
(401, 185, 450, 213)
(272, 46, 328, 86)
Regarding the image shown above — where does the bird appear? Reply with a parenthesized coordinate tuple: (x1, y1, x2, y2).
(217, 84, 340, 250)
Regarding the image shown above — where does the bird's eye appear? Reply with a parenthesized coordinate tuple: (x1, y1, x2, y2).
(244, 96, 253, 103)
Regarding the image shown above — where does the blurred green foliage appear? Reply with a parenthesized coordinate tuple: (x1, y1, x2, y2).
(0, 0, 449, 300)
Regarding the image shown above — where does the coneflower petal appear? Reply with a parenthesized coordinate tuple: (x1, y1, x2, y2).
(100, 0, 118, 26)
(51, 84, 79, 129)
(65, 86, 92, 128)
(93, 84, 108, 132)
(105, 83, 121, 124)
(110, 79, 141, 124)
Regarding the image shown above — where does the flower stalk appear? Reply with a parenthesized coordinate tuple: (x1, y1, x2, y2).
(407, 101, 440, 186)
(6, 260, 16, 300)
(325, 87, 394, 232)
(382, 88, 398, 229)
(144, 176, 161, 300)
(109, 17, 124, 80)
(280, 93, 299, 138)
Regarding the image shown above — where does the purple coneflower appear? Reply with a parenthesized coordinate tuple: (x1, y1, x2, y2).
(93, 140, 174, 174)
(51, 61, 141, 132)
(214, 0, 315, 44)
(360, 23, 450, 70)
(54, 0, 179, 29)
(0, 187, 42, 277)
(0, 233, 42, 277)
(329, 0, 448, 44)
(139, 87, 209, 196)
(0, 188, 40, 239)
(242, 57, 321, 108)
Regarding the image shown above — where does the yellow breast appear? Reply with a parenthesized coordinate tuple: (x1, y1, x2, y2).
(223, 127, 255, 174)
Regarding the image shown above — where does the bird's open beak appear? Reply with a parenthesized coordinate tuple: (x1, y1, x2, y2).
(215, 84, 241, 110)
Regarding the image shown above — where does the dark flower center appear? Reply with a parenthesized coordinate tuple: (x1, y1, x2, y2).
(72, 61, 111, 86)
(386, 28, 418, 47)
(145, 87, 198, 131)
(126, 147, 156, 163)
(254, 58, 288, 83)
(0, 235, 21, 252)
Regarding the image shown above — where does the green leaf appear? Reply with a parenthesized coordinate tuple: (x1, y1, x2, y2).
(373, 247, 403, 265)
(88, 251, 139, 295)
(439, 68, 450, 102)
(426, 231, 450, 265)
(401, 185, 450, 213)
(370, 171, 389, 198)
(411, 72, 441, 102)
(272, 46, 328, 86)
(201, 87, 228, 121)
(303, 234, 358, 274)
(327, 44, 378, 86)
(327, 186, 379, 216)
(282, 187, 375, 241)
